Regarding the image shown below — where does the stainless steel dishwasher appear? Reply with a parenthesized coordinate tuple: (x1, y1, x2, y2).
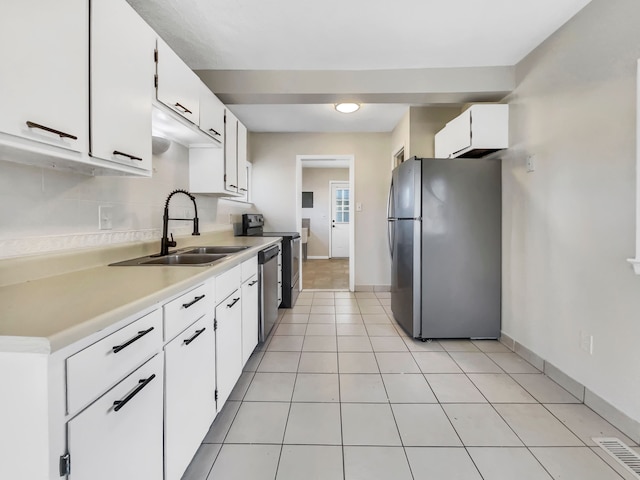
(258, 245, 280, 342)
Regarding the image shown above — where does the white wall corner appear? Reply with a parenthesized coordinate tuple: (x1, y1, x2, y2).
(632, 60, 640, 275)
(627, 258, 640, 275)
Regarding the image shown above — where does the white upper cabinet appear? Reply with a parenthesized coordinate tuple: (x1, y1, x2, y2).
(224, 110, 239, 193)
(90, 0, 154, 174)
(199, 82, 225, 144)
(435, 104, 509, 159)
(0, 0, 88, 154)
(156, 39, 201, 126)
(237, 121, 248, 194)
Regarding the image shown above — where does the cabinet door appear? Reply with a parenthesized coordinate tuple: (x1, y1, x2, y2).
(241, 276, 259, 365)
(444, 109, 472, 157)
(90, 0, 154, 173)
(277, 247, 283, 306)
(215, 289, 243, 410)
(199, 82, 225, 144)
(156, 38, 200, 125)
(237, 121, 248, 194)
(67, 355, 163, 480)
(0, 0, 88, 153)
(224, 110, 238, 193)
(164, 315, 216, 480)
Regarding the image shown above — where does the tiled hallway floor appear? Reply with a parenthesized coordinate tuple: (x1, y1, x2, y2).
(183, 291, 639, 480)
(302, 259, 349, 289)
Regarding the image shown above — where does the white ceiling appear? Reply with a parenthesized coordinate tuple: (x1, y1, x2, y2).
(228, 104, 410, 132)
(127, 0, 592, 131)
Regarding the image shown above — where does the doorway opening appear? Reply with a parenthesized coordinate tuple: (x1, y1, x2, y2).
(296, 155, 355, 291)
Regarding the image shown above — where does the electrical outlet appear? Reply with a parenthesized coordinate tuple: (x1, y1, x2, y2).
(99, 206, 113, 230)
(580, 331, 594, 355)
(526, 155, 536, 173)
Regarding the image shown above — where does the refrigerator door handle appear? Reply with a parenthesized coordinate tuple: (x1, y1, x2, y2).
(386, 177, 394, 220)
(386, 177, 395, 258)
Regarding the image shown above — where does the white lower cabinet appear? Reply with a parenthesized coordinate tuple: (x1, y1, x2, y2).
(277, 245, 283, 306)
(67, 354, 164, 480)
(3, 255, 264, 480)
(164, 314, 216, 480)
(215, 289, 243, 410)
(241, 274, 259, 365)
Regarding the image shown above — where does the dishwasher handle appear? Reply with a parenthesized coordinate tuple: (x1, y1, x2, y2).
(259, 245, 280, 263)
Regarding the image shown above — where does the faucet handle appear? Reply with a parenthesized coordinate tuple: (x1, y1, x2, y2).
(168, 233, 177, 248)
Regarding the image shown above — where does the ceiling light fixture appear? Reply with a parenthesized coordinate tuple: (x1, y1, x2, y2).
(335, 103, 360, 114)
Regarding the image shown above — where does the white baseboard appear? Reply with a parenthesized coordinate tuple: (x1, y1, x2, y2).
(306, 256, 329, 260)
(500, 330, 640, 443)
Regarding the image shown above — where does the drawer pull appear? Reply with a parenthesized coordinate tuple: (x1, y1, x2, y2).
(26, 121, 77, 140)
(182, 294, 205, 309)
(239, 188, 248, 192)
(208, 128, 221, 136)
(113, 374, 156, 412)
(249, 280, 258, 286)
(112, 327, 154, 354)
(113, 150, 143, 162)
(174, 102, 193, 114)
(226, 297, 240, 309)
(184, 328, 206, 346)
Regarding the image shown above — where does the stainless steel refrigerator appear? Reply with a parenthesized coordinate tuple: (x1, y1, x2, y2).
(387, 157, 501, 339)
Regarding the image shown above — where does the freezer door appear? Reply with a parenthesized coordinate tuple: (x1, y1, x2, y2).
(420, 158, 501, 339)
(393, 158, 421, 219)
(391, 218, 421, 337)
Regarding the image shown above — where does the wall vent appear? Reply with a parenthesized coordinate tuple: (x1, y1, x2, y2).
(593, 437, 640, 479)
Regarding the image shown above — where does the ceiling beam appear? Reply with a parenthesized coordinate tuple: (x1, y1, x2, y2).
(196, 66, 515, 105)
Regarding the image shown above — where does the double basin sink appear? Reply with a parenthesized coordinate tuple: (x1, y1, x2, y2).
(110, 246, 249, 267)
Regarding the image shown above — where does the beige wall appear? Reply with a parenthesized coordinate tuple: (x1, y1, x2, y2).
(502, 0, 640, 425)
(249, 133, 391, 288)
(301, 168, 349, 257)
(391, 109, 410, 161)
(409, 107, 461, 158)
(390, 107, 460, 161)
(0, 143, 254, 258)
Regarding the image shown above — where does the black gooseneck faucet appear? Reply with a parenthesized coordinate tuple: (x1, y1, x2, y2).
(159, 189, 200, 256)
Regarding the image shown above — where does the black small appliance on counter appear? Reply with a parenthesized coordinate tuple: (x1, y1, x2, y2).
(239, 214, 300, 308)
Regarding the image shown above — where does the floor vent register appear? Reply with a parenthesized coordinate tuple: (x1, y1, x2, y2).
(593, 437, 640, 479)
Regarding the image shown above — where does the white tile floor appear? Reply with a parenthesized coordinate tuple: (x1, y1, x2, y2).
(183, 291, 638, 480)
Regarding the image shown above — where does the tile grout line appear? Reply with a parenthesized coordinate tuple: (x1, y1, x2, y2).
(369, 331, 416, 480)
(269, 317, 304, 480)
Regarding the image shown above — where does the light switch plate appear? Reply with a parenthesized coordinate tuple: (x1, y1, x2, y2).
(356, 202, 363, 212)
(99, 206, 113, 230)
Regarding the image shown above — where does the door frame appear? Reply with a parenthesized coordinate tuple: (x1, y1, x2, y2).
(296, 154, 355, 291)
(328, 180, 350, 259)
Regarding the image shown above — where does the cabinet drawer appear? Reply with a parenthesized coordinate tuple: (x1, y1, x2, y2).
(216, 265, 241, 303)
(67, 309, 162, 415)
(163, 284, 212, 341)
(67, 354, 163, 480)
(241, 256, 258, 283)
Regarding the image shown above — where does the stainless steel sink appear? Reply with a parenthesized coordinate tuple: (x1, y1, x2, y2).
(141, 253, 228, 265)
(110, 245, 252, 267)
(182, 246, 249, 255)
(110, 251, 230, 267)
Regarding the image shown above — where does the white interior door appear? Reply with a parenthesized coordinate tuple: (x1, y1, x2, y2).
(330, 182, 350, 258)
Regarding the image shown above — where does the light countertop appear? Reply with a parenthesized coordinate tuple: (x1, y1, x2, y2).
(0, 233, 280, 354)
